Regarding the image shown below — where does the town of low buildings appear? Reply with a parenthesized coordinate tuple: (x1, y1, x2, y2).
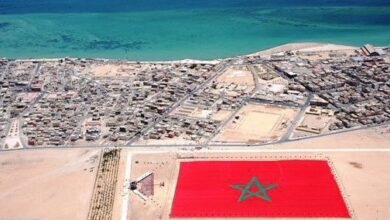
(0, 44, 389, 149)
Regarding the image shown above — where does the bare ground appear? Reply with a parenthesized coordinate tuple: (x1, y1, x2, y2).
(0, 149, 100, 220)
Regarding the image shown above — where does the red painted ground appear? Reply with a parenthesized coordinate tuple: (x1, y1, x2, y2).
(170, 160, 350, 218)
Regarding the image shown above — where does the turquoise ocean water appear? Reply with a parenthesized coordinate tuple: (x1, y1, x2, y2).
(0, 1, 389, 60)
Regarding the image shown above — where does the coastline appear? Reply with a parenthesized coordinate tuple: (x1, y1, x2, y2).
(246, 42, 359, 57)
(2, 42, 363, 64)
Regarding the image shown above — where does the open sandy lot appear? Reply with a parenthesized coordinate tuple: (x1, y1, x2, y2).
(293, 113, 335, 138)
(210, 109, 233, 122)
(213, 104, 297, 143)
(83, 63, 138, 77)
(216, 66, 253, 86)
(0, 148, 100, 220)
(239, 111, 280, 134)
(213, 65, 255, 95)
(280, 124, 390, 149)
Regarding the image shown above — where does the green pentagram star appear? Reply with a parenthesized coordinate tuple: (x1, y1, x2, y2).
(231, 176, 277, 202)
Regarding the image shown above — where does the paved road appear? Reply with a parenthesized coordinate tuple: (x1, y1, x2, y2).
(247, 65, 261, 93)
(1, 120, 388, 153)
(120, 150, 132, 220)
(135, 148, 390, 153)
(280, 92, 313, 141)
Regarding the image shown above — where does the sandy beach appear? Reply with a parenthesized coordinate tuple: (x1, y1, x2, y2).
(9, 42, 359, 64)
(248, 42, 358, 57)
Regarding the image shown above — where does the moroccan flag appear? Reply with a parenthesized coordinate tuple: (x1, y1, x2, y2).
(170, 160, 350, 218)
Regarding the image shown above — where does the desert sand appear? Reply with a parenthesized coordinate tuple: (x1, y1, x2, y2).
(0, 149, 100, 220)
(249, 43, 358, 57)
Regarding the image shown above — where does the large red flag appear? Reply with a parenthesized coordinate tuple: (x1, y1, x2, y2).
(170, 160, 350, 218)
